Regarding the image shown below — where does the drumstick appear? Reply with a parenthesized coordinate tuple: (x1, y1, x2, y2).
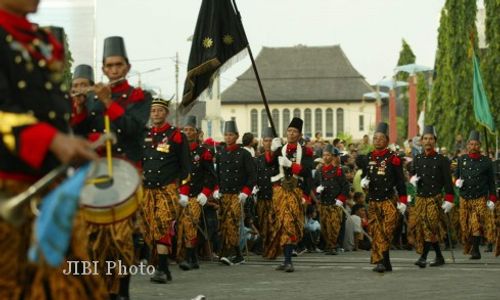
(104, 115, 113, 177)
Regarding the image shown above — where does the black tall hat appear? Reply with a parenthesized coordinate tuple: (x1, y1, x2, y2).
(73, 64, 94, 84)
(184, 115, 197, 128)
(224, 120, 238, 134)
(422, 125, 437, 139)
(103, 36, 128, 60)
(262, 127, 276, 138)
(468, 130, 481, 142)
(288, 117, 303, 133)
(375, 122, 389, 136)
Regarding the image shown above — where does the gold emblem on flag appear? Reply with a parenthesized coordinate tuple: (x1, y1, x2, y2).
(202, 37, 214, 48)
(223, 34, 234, 45)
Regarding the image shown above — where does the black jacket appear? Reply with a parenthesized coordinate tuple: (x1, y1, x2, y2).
(142, 123, 190, 188)
(215, 144, 256, 195)
(187, 142, 216, 197)
(410, 152, 454, 198)
(454, 154, 496, 200)
(315, 165, 350, 204)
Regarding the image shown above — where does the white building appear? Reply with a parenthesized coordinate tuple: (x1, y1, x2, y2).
(220, 45, 376, 141)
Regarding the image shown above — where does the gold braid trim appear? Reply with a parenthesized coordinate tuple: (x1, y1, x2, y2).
(0, 111, 38, 152)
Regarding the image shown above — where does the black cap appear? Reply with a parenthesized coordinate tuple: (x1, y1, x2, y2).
(151, 98, 170, 110)
(375, 122, 389, 136)
(103, 36, 128, 60)
(324, 145, 340, 156)
(262, 127, 276, 138)
(468, 130, 480, 142)
(73, 64, 94, 84)
(224, 120, 238, 134)
(184, 115, 197, 128)
(288, 117, 303, 133)
(422, 125, 437, 139)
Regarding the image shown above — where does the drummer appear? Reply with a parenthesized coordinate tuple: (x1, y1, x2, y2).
(71, 36, 152, 299)
(0, 1, 106, 298)
(140, 98, 191, 284)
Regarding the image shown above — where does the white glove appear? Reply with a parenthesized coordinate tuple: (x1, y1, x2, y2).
(335, 199, 343, 207)
(213, 190, 222, 200)
(360, 177, 370, 189)
(397, 202, 407, 215)
(455, 178, 464, 188)
(179, 194, 189, 207)
(271, 137, 282, 152)
(441, 201, 454, 214)
(316, 185, 325, 193)
(487, 200, 495, 211)
(409, 175, 420, 187)
(238, 192, 248, 204)
(278, 156, 293, 168)
(197, 193, 208, 206)
(252, 186, 259, 195)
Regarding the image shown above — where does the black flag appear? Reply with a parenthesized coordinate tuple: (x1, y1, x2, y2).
(181, 0, 248, 112)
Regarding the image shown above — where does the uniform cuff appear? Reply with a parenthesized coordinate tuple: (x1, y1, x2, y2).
(490, 194, 497, 203)
(19, 123, 58, 169)
(241, 186, 251, 196)
(444, 194, 454, 203)
(399, 195, 408, 204)
(201, 187, 212, 197)
(106, 102, 125, 121)
(179, 185, 190, 196)
(291, 163, 302, 175)
(337, 194, 346, 202)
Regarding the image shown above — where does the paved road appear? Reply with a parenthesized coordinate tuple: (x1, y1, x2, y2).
(130, 248, 500, 300)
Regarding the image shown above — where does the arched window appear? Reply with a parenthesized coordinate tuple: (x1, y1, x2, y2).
(359, 115, 364, 131)
(336, 108, 344, 135)
(250, 109, 258, 136)
(261, 109, 268, 136)
(282, 109, 290, 137)
(304, 108, 312, 137)
(272, 109, 280, 137)
(293, 108, 301, 119)
(315, 108, 322, 136)
(326, 108, 334, 137)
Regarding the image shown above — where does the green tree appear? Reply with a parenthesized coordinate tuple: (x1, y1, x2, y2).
(62, 32, 74, 88)
(416, 72, 428, 113)
(395, 39, 416, 141)
(481, 0, 500, 136)
(429, 0, 478, 148)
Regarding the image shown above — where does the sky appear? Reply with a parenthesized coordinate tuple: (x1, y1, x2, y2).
(31, 0, 469, 98)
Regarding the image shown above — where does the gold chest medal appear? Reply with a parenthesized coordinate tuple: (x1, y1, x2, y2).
(378, 160, 387, 175)
(156, 137, 170, 153)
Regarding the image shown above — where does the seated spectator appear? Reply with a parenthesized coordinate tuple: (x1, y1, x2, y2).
(303, 205, 322, 253)
(351, 204, 371, 251)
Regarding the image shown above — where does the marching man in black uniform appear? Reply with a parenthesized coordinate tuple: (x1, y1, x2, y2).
(214, 120, 256, 266)
(410, 125, 454, 268)
(71, 36, 152, 298)
(177, 115, 216, 271)
(255, 127, 278, 258)
(0, 1, 107, 298)
(268, 118, 314, 272)
(315, 145, 349, 255)
(454, 130, 497, 260)
(361, 122, 407, 273)
(140, 98, 190, 283)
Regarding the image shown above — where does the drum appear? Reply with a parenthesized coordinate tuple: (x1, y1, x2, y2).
(80, 158, 142, 224)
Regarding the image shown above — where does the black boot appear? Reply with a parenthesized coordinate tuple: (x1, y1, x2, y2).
(485, 243, 493, 253)
(470, 236, 481, 260)
(415, 242, 431, 268)
(283, 244, 295, 272)
(179, 248, 193, 271)
(383, 251, 392, 272)
(118, 276, 130, 299)
(372, 261, 386, 273)
(430, 242, 445, 266)
(151, 254, 170, 283)
(190, 247, 200, 269)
